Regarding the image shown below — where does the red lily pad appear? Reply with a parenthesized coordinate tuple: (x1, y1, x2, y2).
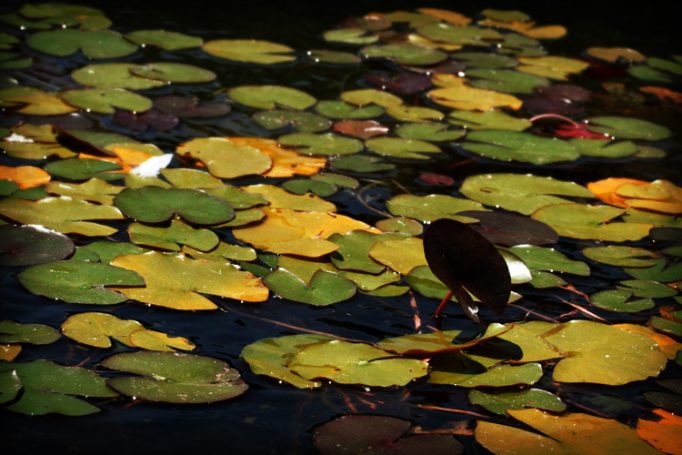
(332, 120, 388, 139)
(113, 110, 179, 132)
(364, 72, 433, 96)
(153, 95, 230, 118)
(418, 172, 455, 186)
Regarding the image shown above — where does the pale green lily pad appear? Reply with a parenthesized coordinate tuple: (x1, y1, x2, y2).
(276, 256, 338, 285)
(228, 85, 316, 110)
(315, 100, 384, 119)
(331, 155, 395, 173)
(0, 360, 117, 416)
(571, 139, 638, 158)
(71, 63, 166, 90)
(289, 340, 429, 387)
(243, 184, 334, 212)
(254, 110, 330, 132)
(328, 230, 407, 274)
(129, 219, 219, 252)
(264, 269, 356, 306)
(376, 330, 463, 356)
(114, 186, 234, 225)
(0, 320, 60, 345)
(61, 88, 152, 114)
(341, 89, 403, 108)
(27, 29, 137, 58)
(417, 23, 503, 46)
(311, 173, 359, 189)
(73, 240, 148, 264)
(455, 51, 517, 68)
(16, 3, 111, 30)
(468, 69, 549, 94)
(509, 245, 589, 278)
(624, 259, 682, 282)
(376, 216, 423, 235)
(591, 289, 654, 313)
(385, 105, 444, 123)
(361, 43, 447, 66)
(366, 137, 441, 159)
(218, 208, 265, 228)
(386, 194, 484, 222)
(182, 241, 257, 262)
(241, 334, 332, 388)
(587, 116, 671, 141)
(278, 133, 363, 156)
(462, 131, 579, 165)
(126, 29, 202, 50)
(430, 353, 543, 387)
(339, 269, 401, 291)
(44, 158, 122, 181)
(307, 49, 360, 64)
(532, 203, 652, 242)
(129, 63, 215, 83)
(0, 196, 124, 237)
(495, 321, 562, 363)
(364, 284, 410, 297)
(102, 351, 248, 403)
(203, 186, 267, 210)
(460, 173, 595, 215)
(282, 179, 337, 197)
(323, 28, 378, 45)
(0, 86, 77, 116)
(45, 178, 122, 205)
(18, 259, 144, 304)
(448, 110, 531, 131)
(396, 123, 466, 141)
(623, 208, 682, 229)
(469, 389, 566, 415)
(582, 245, 658, 268)
(160, 168, 222, 188)
(202, 39, 294, 64)
(518, 56, 588, 80)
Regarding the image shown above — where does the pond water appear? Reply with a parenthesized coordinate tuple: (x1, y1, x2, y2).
(1, 1, 681, 454)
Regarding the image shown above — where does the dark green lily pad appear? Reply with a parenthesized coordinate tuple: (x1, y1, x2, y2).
(509, 245, 590, 277)
(0, 320, 60, 345)
(468, 69, 549, 94)
(629, 65, 673, 83)
(61, 88, 152, 114)
(307, 49, 360, 64)
(0, 224, 74, 266)
(315, 100, 384, 119)
(27, 29, 137, 58)
(587, 116, 671, 141)
(323, 28, 378, 45)
(430, 353, 543, 387)
(202, 39, 294, 64)
(311, 173, 359, 189)
(361, 43, 447, 66)
(651, 316, 682, 337)
(396, 122, 465, 141)
(329, 231, 407, 274)
(18, 260, 144, 304)
(71, 63, 166, 90)
(102, 351, 248, 404)
(448, 109, 531, 131)
(129, 219, 219, 252)
(73, 240, 148, 264)
(0, 51, 32, 70)
(462, 131, 579, 165)
(282, 179, 337, 197)
(129, 63, 215, 83)
(387, 194, 483, 222)
(366, 137, 441, 160)
(469, 388, 566, 415)
(228, 85, 316, 110)
(571, 139, 638, 158)
(253, 110, 331, 132)
(582, 246, 658, 268)
(625, 259, 682, 282)
(331, 155, 394, 173)
(16, 3, 111, 30)
(375, 216, 423, 235)
(278, 133, 363, 156)
(454, 51, 517, 68)
(0, 360, 117, 416)
(240, 334, 333, 389)
(591, 289, 654, 313)
(264, 269, 356, 306)
(114, 186, 234, 225)
(44, 158, 122, 181)
(417, 23, 503, 46)
(125, 29, 203, 50)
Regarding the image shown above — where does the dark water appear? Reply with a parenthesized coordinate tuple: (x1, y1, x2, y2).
(1, 1, 681, 454)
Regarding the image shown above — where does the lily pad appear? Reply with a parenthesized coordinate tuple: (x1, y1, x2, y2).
(315, 100, 384, 119)
(428, 76, 523, 111)
(517, 56, 589, 80)
(45, 178, 123, 205)
(282, 179, 337, 197)
(366, 137, 441, 160)
(361, 43, 447, 66)
(114, 186, 234, 225)
(27, 29, 137, 58)
(586, 116, 671, 141)
(203, 39, 294, 64)
(458, 211, 558, 246)
(126, 29, 202, 50)
(323, 28, 378, 45)
(331, 155, 394, 173)
(470, 388, 566, 415)
(44, 158, 122, 181)
(228, 85, 316, 110)
(129, 219, 219, 252)
(176, 137, 272, 179)
(417, 23, 503, 46)
(430, 353, 543, 387)
(369, 236, 427, 275)
(71, 63, 166, 90)
(254, 110, 330, 132)
(396, 122, 465, 141)
(0, 320, 60, 345)
(329, 230, 408, 274)
(386, 194, 483, 222)
(0, 86, 77, 116)
(102, 351, 248, 403)
(0, 224, 74, 266)
(278, 133, 362, 156)
(462, 130, 579, 165)
(448, 109, 531, 131)
(468, 68, 550, 94)
(307, 49, 360, 64)
(264, 269, 356, 306)
(243, 184, 334, 212)
(582, 245, 658, 268)
(129, 63, 215, 84)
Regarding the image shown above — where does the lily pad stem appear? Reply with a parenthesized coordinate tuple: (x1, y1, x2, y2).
(529, 113, 581, 128)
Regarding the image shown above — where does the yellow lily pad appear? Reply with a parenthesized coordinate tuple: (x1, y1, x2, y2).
(368, 237, 427, 275)
(176, 137, 272, 179)
(428, 75, 522, 110)
(517, 56, 589, 80)
(243, 184, 335, 212)
(228, 137, 326, 177)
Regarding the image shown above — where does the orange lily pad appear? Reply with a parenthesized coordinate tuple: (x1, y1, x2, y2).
(0, 165, 50, 189)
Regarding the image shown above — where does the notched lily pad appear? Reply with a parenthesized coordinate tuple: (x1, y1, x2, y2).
(0, 224, 74, 266)
(264, 269, 356, 306)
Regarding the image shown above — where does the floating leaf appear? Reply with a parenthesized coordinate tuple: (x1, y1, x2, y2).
(44, 158, 121, 181)
(323, 28, 378, 45)
(591, 289, 655, 313)
(0, 165, 50, 189)
(129, 219, 219, 252)
(0, 360, 117, 416)
(459, 211, 558, 246)
(651, 317, 682, 337)
(386, 194, 484, 222)
(369, 236, 426, 275)
(16, 4, 111, 30)
(462, 130, 579, 165)
(417, 23, 503, 47)
(228, 85, 316, 110)
(332, 120, 388, 140)
(74, 240, 148, 264)
(61, 88, 152, 114)
(448, 110, 531, 131)
(587, 116, 671, 141)
(430, 353, 543, 387)
(243, 184, 335, 212)
(385, 105, 444, 123)
(509, 245, 589, 280)
(586, 47, 646, 63)
(182, 241, 256, 262)
(27, 29, 137, 58)
(278, 133, 362, 156)
(582, 245, 658, 268)
(468, 68, 549, 94)
(624, 259, 682, 283)
(460, 173, 595, 215)
(241, 334, 333, 388)
(203, 39, 294, 64)
(364, 72, 432, 96)
(0, 344, 21, 362)
(102, 352, 247, 403)
(470, 389, 566, 415)
(228, 137, 326, 178)
(331, 155, 394, 173)
(111, 251, 268, 310)
(264, 269, 356, 306)
(289, 340, 429, 387)
(45, 178, 123, 205)
(517, 56, 589, 80)
(396, 122, 465, 141)
(428, 76, 522, 110)
(254, 110, 330, 133)
(126, 29, 202, 50)
(0, 224, 74, 266)
(476, 409, 661, 455)
(0, 86, 76, 115)
(376, 217, 423, 235)
(365, 137, 441, 160)
(282, 179, 337, 198)
(129, 63, 215, 84)
(0, 320, 60, 345)
(70, 62, 162, 89)
(176, 137, 272, 179)
(637, 409, 682, 455)
(307, 49, 360, 64)
(361, 43, 447, 66)
(0, 197, 124, 236)
(315, 100, 384, 119)
(329, 230, 407, 274)
(114, 186, 234, 225)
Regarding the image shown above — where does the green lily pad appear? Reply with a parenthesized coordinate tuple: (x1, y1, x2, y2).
(311, 173, 359, 189)
(494, 321, 561, 363)
(73, 240, 148, 264)
(629, 65, 673, 83)
(27, 29, 137, 58)
(278, 133, 363, 156)
(386, 194, 483, 222)
(182, 241, 256, 262)
(396, 122, 466, 141)
(71, 63, 166, 90)
(315, 100, 384, 119)
(331, 155, 395, 173)
(376, 216, 423, 235)
(61, 88, 152, 114)
(129, 63, 215, 83)
(462, 131, 579, 165)
(340, 269, 401, 291)
(16, 3, 111, 30)
(591, 289, 655, 313)
(341, 89, 402, 108)
(323, 28, 378, 45)
(385, 105, 444, 123)
(102, 351, 248, 403)
(18, 259, 144, 304)
(241, 334, 333, 388)
(114, 186, 234, 225)
(129, 219, 219, 252)
(125, 29, 203, 50)
(624, 259, 682, 282)
(582, 245, 658, 268)
(0, 360, 117, 416)
(532, 203, 652, 241)
(365, 137, 441, 160)
(469, 389, 566, 415)
(289, 340, 429, 387)
(0, 51, 32, 70)
(571, 139, 638, 158)
(417, 23, 503, 46)
(0, 86, 77, 116)
(328, 230, 407, 274)
(264, 269, 356, 306)
(307, 49, 360, 64)
(0, 224, 74, 266)
(518, 56, 588, 80)
(202, 39, 294, 64)
(455, 51, 518, 68)
(509, 245, 589, 280)
(228, 85, 316, 110)
(587, 116, 671, 141)
(651, 317, 682, 337)
(45, 178, 123, 205)
(44, 158, 122, 181)
(361, 43, 447, 66)
(448, 109, 531, 131)
(468, 69, 549, 94)
(0, 196, 124, 237)
(282, 179, 337, 197)
(430, 353, 543, 387)
(254, 110, 331, 132)
(460, 173, 595, 215)
(0, 320, 60, 345)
